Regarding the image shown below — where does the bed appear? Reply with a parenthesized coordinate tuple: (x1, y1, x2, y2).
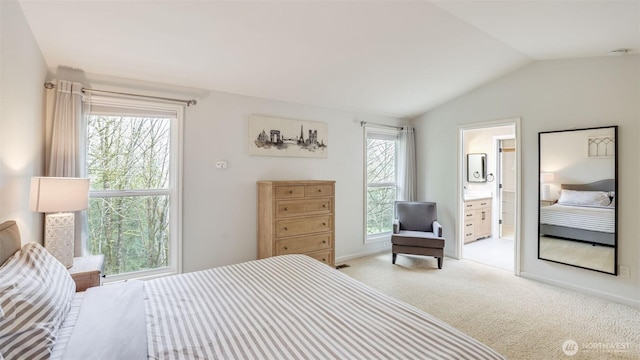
(0, 220, 505, 360)
(539, 179, 616, 246)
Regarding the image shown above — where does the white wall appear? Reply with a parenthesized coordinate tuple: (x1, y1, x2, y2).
(413, 55, 640, 306)
(182, 92, 400, 271)
(0, 1, 48, 244)
(42, 69, 402, 273)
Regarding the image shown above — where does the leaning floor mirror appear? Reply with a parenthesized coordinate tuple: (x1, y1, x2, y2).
(538, 126, 617, 275)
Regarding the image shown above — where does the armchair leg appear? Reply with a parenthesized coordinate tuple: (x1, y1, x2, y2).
(437, 257, 443, 269)
(392, 253, 397, 264)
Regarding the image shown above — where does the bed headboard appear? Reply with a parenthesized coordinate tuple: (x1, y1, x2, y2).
(561, 179, 615, 192)
(0, 220, 21, 266)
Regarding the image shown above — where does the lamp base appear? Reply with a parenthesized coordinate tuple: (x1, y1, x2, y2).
(541, 184, 551, 201)
(45, 213, 75, 268)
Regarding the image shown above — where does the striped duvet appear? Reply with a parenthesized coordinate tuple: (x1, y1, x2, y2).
(539, 204, 615, 233)
(144, 255, 505, 360)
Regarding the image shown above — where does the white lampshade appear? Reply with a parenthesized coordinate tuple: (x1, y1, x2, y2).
(540, 172, 555, 184)
(30, 177, 90, 213)
(29, 177, 90, 268)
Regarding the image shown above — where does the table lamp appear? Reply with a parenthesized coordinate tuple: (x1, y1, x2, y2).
(540, 172, 555, 200)
(30, 177, 90, 268)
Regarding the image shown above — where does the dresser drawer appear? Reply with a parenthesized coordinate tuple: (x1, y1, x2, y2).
(276, 216, 332, 237)
(275, 233, 332, 255)
(276, 198, 333, 218)
(307, 250, 333, 266)
(275, 185, 305, 199)
(464, 210, 475, 220)
(464, 221, 475, 243)
(305, 184, 334, 197)
(465, 199, 491, 210)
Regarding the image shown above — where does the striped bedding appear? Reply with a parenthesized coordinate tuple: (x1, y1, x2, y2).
(144, 255, 505, 360)
(50, 292, 85, 360)
(0, 243, 76, 360)
(540, 204, 615, 233)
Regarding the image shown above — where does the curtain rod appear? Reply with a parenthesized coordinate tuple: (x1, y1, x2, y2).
(44, 82, 197, 106)
(359, 121, 403, 130)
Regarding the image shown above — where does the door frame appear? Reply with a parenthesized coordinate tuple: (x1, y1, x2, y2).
(494, 135, 516, 239)
(457, 118, 522, 275)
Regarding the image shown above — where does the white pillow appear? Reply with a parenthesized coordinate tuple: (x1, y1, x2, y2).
(0, 242, 75, 359)
(557, 189, 611, 207)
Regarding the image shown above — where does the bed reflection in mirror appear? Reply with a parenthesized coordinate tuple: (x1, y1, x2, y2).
(538, 126, 617, 275)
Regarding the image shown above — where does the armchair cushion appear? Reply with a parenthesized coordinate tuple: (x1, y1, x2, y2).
(391, 232, 444, 248)
(396, 202, 437, 232)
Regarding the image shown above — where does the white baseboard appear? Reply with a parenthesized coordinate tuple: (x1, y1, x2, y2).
(337, 247, 456, 265)
(445, 251, 458, 259)
(336, 246, 389, 264)
(520, 271, 640, 308)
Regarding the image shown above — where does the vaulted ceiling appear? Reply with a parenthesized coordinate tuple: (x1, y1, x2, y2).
(18, 0, 639, 118)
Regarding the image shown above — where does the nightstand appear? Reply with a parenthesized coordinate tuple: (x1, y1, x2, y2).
(540, 199, 556, 207)
(68, 255, 104, 292)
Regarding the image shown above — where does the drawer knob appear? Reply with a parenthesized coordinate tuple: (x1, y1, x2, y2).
(284, 246, 288, 250)
(318, 189, 322, 192)
(322, 240, 326, 244)
(284, 207, 288, 211)
(322, 204, 326, 208)
(322, 258, 326, 262)
(322, 222, 326, 226)
(284, 227, 288, 230)
(289, 190, 293, 194)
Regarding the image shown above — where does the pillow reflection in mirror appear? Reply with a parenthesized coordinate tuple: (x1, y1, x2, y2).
(557, 190, 611, 207)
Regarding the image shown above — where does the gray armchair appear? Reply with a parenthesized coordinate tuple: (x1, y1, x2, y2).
(391, 201, 445, 269)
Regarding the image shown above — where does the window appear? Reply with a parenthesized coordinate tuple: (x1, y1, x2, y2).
(365, 128, 397, 242)
(85, 97, 182, 280)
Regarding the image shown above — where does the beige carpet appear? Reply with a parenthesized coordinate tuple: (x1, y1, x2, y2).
(338, 253, 640, 360)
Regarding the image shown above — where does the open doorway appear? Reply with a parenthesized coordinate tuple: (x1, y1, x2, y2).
(458, 120, 520, 273)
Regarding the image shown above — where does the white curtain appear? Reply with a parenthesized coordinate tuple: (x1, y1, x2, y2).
(397, 125, 417, 201)
(47, 80, 88, 256)
(48, 80, 85, 176)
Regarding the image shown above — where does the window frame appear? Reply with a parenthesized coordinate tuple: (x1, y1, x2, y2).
(84, 95, 183, 282)
(363, 127, 399, 244)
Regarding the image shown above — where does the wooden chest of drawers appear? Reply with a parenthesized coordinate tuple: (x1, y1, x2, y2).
(258, 180, 335, 267)
(463, 198, 492, 244)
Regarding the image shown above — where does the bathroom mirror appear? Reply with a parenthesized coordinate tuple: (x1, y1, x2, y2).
(538, 126, 617, 275)
(467, 153, 487, 182)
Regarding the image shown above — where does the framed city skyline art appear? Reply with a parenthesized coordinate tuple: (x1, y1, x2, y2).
(249, 115, 328, 158)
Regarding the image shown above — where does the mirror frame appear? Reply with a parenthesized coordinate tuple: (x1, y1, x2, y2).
(467, 153, 487, 183)
(538, 126, 618, 275)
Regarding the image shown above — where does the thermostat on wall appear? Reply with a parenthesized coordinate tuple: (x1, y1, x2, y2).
(215, 161, 228, 169)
